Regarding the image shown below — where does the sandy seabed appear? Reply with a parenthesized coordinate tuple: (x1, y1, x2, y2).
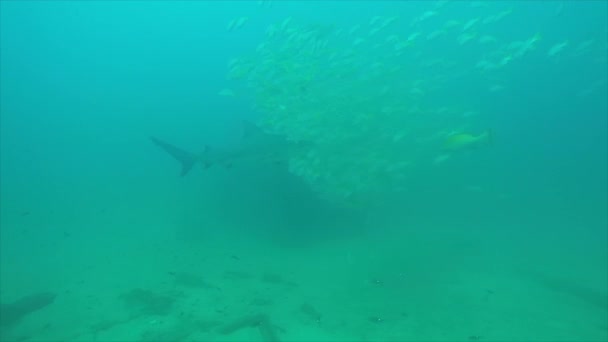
(1, 191, 606, 342)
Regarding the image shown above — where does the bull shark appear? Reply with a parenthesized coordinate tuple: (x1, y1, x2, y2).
(151, 121, 312, 176)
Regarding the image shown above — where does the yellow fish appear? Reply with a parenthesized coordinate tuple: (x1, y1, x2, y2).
(443, 130, 492, 151)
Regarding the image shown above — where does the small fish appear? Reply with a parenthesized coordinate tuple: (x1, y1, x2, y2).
(475, 59, 495, 71)
(426, 30, 446, 40)
(499, 54, 513, 66)
(433, 154, 450, 165)
(418, 10, 437, 22)
(348, 24, 361, 36)
(484, 8, 513, 24)
(234, 17, 249, 30)
(265, 24, 277, 37)
(381, 16, 398, 28)
(412, 10, 437, 25)
(482, 15, 497, 25)
(406, 32, 421, 42)
(469, 1, 487, 8)
(464, 185, 484, 193)
(444, 20, 461, 29)
(573, 39, 595, 56)
(548, 40, 569, 57)
(457, 33, 476, 45)
(369, 27, 381, 36)
(218, 88, 235, 97)
(409, 87, 425, 96)
(433, 0, 449, 9)
(257, 0, 272, 7)
(226, 19, 237, 31)
(353, 37, 365, 46)
(489, 84, 505, 92)
(443, 130, 492, 151)
(227, 17, 248, 31)
(462, 110, 479, 118)
(279, 17, 292, 31)
(478, 35, 497, 44)
(370, 16, 382, 26)
(554, 2, 564, 16)
(392, 132, 405, 142)
(462, 18, 479, 31)
(514, 32, 542, 57)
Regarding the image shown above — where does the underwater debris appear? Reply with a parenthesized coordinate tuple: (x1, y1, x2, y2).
(261, 272, 284, 284)
(88, 317, 132, 339)
(218, 314, 280, 342)
(119, 289, 175, 317)
(370, 278, 385, 286)
(368, 316, 384, 324)
(300, 303, 322, 324)
(218, 314, 267, 334)
(139, 319, 202, 342)
(169, 272, 220, 290)
(250, 298, 274, 307)
(223, 270, 254, 280)
(259, 272, 297, 288)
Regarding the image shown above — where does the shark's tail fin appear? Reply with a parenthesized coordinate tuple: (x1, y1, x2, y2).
(150, 136, 198, 176)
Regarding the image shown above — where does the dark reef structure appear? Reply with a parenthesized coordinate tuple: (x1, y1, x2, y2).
(0, 292, 56, 328)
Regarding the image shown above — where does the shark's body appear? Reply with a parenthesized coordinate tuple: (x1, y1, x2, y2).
(151, 122, 311, 176)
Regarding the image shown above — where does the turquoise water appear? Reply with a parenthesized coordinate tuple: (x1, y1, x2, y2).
(1, 1, 606, 341)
